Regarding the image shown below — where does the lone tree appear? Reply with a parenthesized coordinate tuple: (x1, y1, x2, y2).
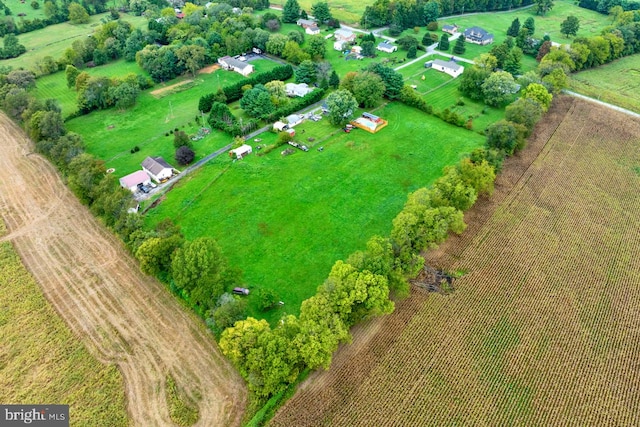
(407, 44, 417, 59)
(175, 146, 195, 165)
(282, 0, 301, 23)
(507, 18, 520, 37)
(535, 0, 553, 16)
(452, 36, 466, 55)
(68, 2, 90, 24)
(560, 15, 580, 37)
(438, 33, 449, 51)
(325, 89, 358, 126)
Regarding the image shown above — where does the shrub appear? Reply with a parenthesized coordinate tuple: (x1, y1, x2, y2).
(427, 22, 438, 31)
(175, 146, 195, 165)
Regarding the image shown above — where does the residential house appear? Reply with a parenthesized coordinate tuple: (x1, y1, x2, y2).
(297, 18, 316, 28)
(285, 83, 314, 97)
(463, 26, 494, 45)
(334, 40, 347, 51)
(334, 29, 356, 43)
(427, 59, 464, 77)
(377, 42, 397, 53)
(141, 156, 175, 183)
(442, 24, 458, 35)
(230, 144, 252, 159)
(306, 24, 320, 35)
(286, 114, 304, 127)
(119, 170, 151, 192)
(218, 56, 254, 76)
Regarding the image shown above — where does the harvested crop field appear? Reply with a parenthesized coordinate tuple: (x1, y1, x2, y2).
(0, 112, 246, 426)
(270, 96, 640, 426)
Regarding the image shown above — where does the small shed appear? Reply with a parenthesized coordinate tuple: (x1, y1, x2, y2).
(334, 40, 347, 51)
(230, 144, 252, 159)
(351, 45, 362, 54)
(119, 170, 151, 192)
(141, 156, 174, 183)
(273, 121, 288, 131)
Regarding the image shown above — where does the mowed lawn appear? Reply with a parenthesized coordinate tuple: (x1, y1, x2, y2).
(145, 102, 485, 323)
(268, 0, 364, 24)
(570, 54, 640, 114)
(0, 12, 148, 72)
(65, 59, 279, 174)
(0, 228, 128, 426)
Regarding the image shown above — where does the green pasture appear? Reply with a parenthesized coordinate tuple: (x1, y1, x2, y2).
(6, 0, 47, 21)
(65, 59, 280, 174)
(570, 54, 640, 114)
(32, 59, 148, 116)
(268, 0, 363, 24)
(0, 12, 147, 72)
(144, 102, 485, 324)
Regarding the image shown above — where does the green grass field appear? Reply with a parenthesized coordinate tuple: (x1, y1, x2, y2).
(6, 0, 47, 21)
(0, 223, 128, 427)
(268, 0, 364, 24)
(569, 54, 640, 114)
(144, 102, 485, 324)
(0, 12, 147, 72)
(32, 59, 148, 116)
(65, 59, 280, 175)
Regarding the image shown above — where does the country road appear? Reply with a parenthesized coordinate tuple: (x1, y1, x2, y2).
(0, 112, 246, 426)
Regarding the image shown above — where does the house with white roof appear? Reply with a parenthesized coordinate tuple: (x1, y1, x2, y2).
(426, 59, 464, 78)
(285, 83, 314, 97)
(218, 56, 254, 76)
(334, 29, 355, 42)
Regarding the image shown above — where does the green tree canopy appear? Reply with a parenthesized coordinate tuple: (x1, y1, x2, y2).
(560, 15, 580, 37)
(282, 0, 300, 23)
(507, 18, 520, 37)
(68, 3, 90, 24)
(481, 70, 518, 106)
(325, 89, 358, 125)
(311, 1, 332, 22)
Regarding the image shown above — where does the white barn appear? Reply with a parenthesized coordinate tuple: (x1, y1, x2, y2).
(230, 144, 252, 159)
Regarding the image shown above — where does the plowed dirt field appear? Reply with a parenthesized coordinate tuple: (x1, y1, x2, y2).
(271, 96, 640, 426)
(0, 112, 246, 426)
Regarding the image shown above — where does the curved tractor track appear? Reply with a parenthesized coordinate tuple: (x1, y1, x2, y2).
(0, 113, 246, 426)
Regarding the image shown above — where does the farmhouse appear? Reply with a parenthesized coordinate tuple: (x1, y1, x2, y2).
(285, 82, 314, 97)
(230, 144, 252, 159)
(296, 18, 316, 28)
(427, 59, 464, 78)
(306, 25, 320, 35)
(119, 170, 151, 192)
(218, 56, 254, 76)
(377, 42, 397, 53)
(463, 26, 494, 45)
(141, 156, 175, 183)
(334, 29, 356, 43)
(442, 24, 458, 35)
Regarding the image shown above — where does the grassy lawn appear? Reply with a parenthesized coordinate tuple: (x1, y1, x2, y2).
(144, 102, 485, 324)
(32, 59, 149, 117)
(569, 54, 640, 114)
(398, 54, 456, 93)
(6, 0, 47, 21)
(65, 59, 280, 175)
(0, 223, 128, 427)
(0, 12, 148, 72)
(268, 0, 364, 24)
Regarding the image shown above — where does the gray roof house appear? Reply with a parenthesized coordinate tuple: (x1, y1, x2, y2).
(377, 42, 397, 53)
(463, 27, 494, 45)
(430, 59, 464, 77)
(141, 156, 174, 183)
(218, 56, 254, 76)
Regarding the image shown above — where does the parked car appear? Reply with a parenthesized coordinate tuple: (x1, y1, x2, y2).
(232, 287, 250, 295)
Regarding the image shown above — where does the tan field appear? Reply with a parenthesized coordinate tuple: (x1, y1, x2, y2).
(271, 96, 640, 426)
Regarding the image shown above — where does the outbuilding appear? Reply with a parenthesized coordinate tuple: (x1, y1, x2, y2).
(377, 42, 397, 53)
(306, 24, 320, 35)
(141, 156, 175, 183)
(230, 144, 252, 159)
(119, 170, 152, 192)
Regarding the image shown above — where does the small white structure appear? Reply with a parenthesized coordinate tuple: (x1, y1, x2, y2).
(351, 45, 362, 54)
(286, 114, 303, 127)
(430, 59, 464, 78)
(230, 144, 252, 159)
(119, 170, 151, 192)
(285, 83, 314, 97)
(306, 24, 320, 35)
(273, 121, 288, 131)
(141, 156, 174, 183)
(377, 42, 397, 53)
(218, 56, 254, 76)
(442, 24, 458, 35)
(334, 29, 355, 42)
(334, 40, 347, 51)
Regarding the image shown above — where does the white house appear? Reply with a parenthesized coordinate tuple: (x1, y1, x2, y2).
(119, 170, 151, 192)
(218, 56, 254, 76)
(285, 83, 314, 97)
(230, 144, 252, 159)
(377, 42, 397, 53)
(306, 24, 320, 35)
(351, 45, 362, 55)
(334, 29, 355, 42)
(334, 40, 347, 51)
(428, 59, 464, 78)
(286, 114, 304, 127)
(442, 24, 458, 35)
(141, 156, 175, 183)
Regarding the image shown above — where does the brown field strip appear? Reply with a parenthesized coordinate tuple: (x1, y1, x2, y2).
(0, 112, 246, 426)
(271, 96, 640, 426)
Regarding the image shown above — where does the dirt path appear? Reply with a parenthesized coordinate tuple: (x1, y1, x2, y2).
(0, 112, 246, 426)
